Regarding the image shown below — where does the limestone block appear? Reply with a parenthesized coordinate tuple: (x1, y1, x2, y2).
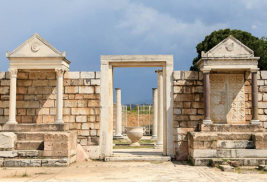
(42, 158, 69, 166)
(0, 116, 8, 124)
(0, 101, 9, 108)
(83, 146, 99, 159)
(258, 80, 265, 86)
(192, 86, 203, 93)
(17, 80, 32, 87)
(64, 80, 71, 86)
(236, 149, 267, 158)
(173, 102, 183, 108)
(259, 86, 267, 92)
(41, 100, 55, 108)
(95, 86, 100, 93)
(46, 72, 56, 79)
(173, 71, 181, 80)
(0, 132, 16, 149)
(95, 71, 101, 79)
(184, 71, 198, 80)
(71, 108, 94, 115)
(84, 79, 91, 85)
(261, 71, 267, 79)
(82, 123, 89, 130)
(217, 141, 254, 149)
(174, 94, 194, 102)
(174, 115, 189, 121)
(217, 133, 252, 140)
(174, 108, 181, 115)
(210, 159, 223, 167)
(32, 80, 48, 86)
(63, 116, 76, 123)
(79, 86, 94, 94)
(182, 109, 197, 115)
(0, 72, 5, 79)
(38, 72, 46, 79)
(64, 72, 80, 79)
(189, 132, 218, 141)
(1, 80, 10, 86)
(42, 116, 55, 123)
(78, 100, 87, 107)
(17, 87, 27, 94)
(220, 165, 235, 172)
(0, 158, 3, 167)
(71, 79, 84, 86)
(79, 130, 90, 136)
(17, 101, 39, 108)
(199, 72, 203, 80)
(192, 102, 204, 108)
(259, 115, 267, 121)
(5, 72, 9, 79)
(90, 130, 97, 136)
(80, 72, 95, 79)
(91, 79, 100, 86)
(263, 94, 267, 101)
(64, 100, 78, 108)
(0, 87, 9, 94)
(36, 108, 49, 115)
(189, 115, 204, 121)
(49, 80, 57, 86)
(189, 149, 217, 158)
(76, 116, 87, 122)
(28, 87, 37, 94)
(88, 100, 100, 107)
(191, 141, 217, 149)
(17, 72, 28, 79)
(0, 151, 18, 158)
(65, 86, 79, 93)
(84, 94, 100, 100)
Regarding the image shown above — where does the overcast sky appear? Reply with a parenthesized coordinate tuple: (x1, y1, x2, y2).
(1, 0, 267, 104)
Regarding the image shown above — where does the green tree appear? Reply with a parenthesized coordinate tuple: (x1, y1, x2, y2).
(190, 28, 267, 71)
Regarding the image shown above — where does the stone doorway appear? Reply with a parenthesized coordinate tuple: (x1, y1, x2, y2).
(99, 55, 174, 158)
(210, 74, 245, 124)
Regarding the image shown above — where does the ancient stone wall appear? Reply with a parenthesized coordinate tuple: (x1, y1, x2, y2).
(0, 71, 100, 147)
(173, 70, 267, 160)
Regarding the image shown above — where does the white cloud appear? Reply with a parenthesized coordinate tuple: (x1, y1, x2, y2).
(252, 25, 258, 29)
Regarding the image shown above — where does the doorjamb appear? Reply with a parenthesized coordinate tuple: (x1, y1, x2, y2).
(99, 55, 174, 158)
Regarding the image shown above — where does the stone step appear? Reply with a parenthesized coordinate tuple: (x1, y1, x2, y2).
(200, 124, 265, 132)
(16, 132, 44, 141)
(2, 124, 69, 132)
(2, 158, 69, 167)
(105, 156, 171, 162)
(217, 140, 254, 149)
(16, 141, 44, 150)
(17, 150, 40, 157)
(192, 157, 267, 166)
(190, 149, 267, 158)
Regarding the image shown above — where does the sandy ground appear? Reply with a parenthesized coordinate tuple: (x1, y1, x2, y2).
(1, 161, 267, 182)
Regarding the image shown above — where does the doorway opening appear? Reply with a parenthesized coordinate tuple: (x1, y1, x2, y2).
(99, 55, 174, 159)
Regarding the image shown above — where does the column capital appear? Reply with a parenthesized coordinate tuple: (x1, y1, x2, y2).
(8, 68, 18, 78)
(155, 69, 163, 74)
(152, 88, 158, 91)
(201, 68, 211, 73)
(251, 68, 259, 73)
(55, 69, 65, 77)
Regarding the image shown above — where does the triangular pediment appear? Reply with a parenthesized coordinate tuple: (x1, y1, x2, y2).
(7, 33, 65, 58)
(201, 35, 254, 58)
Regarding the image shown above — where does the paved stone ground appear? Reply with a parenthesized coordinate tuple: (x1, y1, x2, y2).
(0, 161, 267, 182)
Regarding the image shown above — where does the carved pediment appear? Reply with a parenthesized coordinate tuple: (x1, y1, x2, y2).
(7, 33, 65, 58)
(201, 35, 254, 58)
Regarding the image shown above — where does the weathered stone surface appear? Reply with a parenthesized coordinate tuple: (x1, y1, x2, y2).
(0, 132, 16, 149)
(228, 161, 239, 167)
(173, 71, 181, 80)
(64, 72, 79, 79)
(18, 150, 39, 157)
(2, 124, 69, 132)
(76, 144, 90, 162)
(211, 159, 223, 167)
(217, 133, 252, 140)
(200, 124, 265, 132)
(16, 141, 44, 150)
(184, 71, 198, 80)
(217, 141, 254, 149)
(80, 72, 94, 79)
(189, 149, 217, 158)
(220, 165, 235, 172)
(0, 151, 18, 157)
(189, 132, 218, 141)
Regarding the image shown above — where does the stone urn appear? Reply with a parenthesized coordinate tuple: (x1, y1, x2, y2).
(126, 127, 143, 146)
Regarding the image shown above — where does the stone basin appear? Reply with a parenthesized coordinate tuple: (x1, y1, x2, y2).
(126, 127, 143, 146)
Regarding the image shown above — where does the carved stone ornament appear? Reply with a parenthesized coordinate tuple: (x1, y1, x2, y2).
(225, 42, 234, 52)
(31, 42, 40, 52)
(8, 69, 18, 78)
(55, 69, 64, 77)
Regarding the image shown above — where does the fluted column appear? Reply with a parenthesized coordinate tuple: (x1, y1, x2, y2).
(251, 69, 260, 125)
(203, 70, 212, 124)
(55, 69, 64, 124)
(7, 69, 18, 124)
(155, 70, 163, 148)
(151, 88, 158, 140)
(114, 88, 123, 138)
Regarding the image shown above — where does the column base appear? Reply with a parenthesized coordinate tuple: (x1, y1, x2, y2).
(203, 119, 212, 124)
(113, 135, 124, 139)
(54, 120, 64, 124)
(6, 120, 18, 124)
(151, 135, 157, 141)
(154, 144, 163, 149)
(251, 120, 261, 125)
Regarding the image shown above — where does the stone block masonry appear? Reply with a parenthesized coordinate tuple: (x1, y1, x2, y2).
(173, 70, 267, 161)
(0, 71, 100, 147)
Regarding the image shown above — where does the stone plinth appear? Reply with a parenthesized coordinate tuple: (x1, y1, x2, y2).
(2, 124, 69, 132)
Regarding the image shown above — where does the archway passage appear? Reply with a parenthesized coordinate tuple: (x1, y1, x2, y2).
(99, 55, 174, 158)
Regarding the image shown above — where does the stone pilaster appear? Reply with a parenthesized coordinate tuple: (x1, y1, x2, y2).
(55, 69, 64, 124)
(151, 88, 158, 140)
(203, 70, 212, 124)
(155, 70, 163, 148)
(7, 69, 18, 124)
(251, 69, 260, 125)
